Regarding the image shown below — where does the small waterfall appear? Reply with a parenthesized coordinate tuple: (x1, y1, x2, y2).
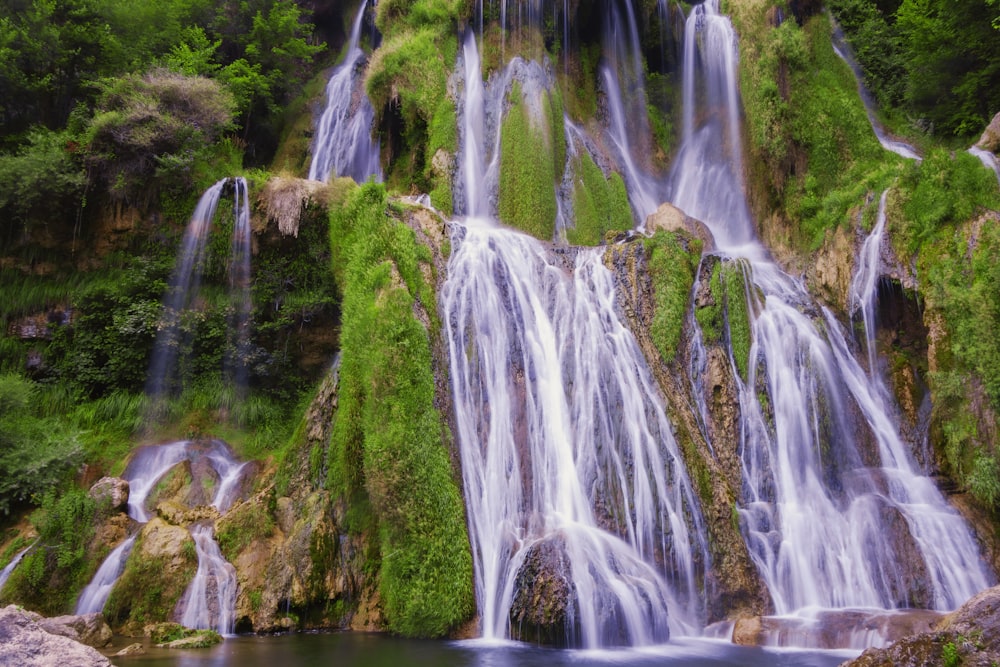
(849, 190, 890, 382)
(968, 146, 1000, 187)
(672, 0, 992, 617)
(75, 536, 136, 615)
(444, 221, 708, 646)
(146, 178, 252, 405)
(829, 22, 921, 162)
(75, 441, 248, 623)
(179, 524, 238, 636)
(600, 0, 661, 222)
(459, 30, 489, 218)
(0, 544, 32, 593)
(226, 178, 252, 395)
(308, 0, 382, 184)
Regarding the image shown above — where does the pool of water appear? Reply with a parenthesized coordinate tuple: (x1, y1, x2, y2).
(107, 633, 859, 667)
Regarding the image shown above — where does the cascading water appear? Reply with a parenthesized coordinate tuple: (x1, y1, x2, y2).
(671, 0, 992, 619)
(600, 0, 662, 222)
(829, 22, 921, 162)
(146, 178, 252, 404)
(179, 524, 238, 635)
(968, 146, 1000, 187)
(849, 190, 889, 380)
(74, 440, 248, 624)
(226, 177, 252, 395)
(448, 32, 708, 648)
(0, 544, 32, 593)
(308, 0, 382, 184)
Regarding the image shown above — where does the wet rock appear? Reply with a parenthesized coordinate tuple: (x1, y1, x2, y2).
(842, 585, 1000, 666)
(811, 223, 854, 312)
(734, 609, 942, 649)
(976, 111, 1000, 153)
(645, 202, 716, 251)
(114, 642, 145, 656)
(0, 605, 111, 667)
(155, 500, 220, 526)
(36, 613, 113, 648)
(88, 477, 130, 513)
(509, 536, 578, 647)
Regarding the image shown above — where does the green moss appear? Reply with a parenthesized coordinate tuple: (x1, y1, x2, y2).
(216, 497, 276, 562)
(148, 623, 223, 647)
(568, 153, 633, 246)
(0, 489, 96, 614)
(722, 262, 752, 382)
(696, 261, 724, 346)
(498, 83, 558, 240)
(644, 232, 702, 362)
(104, 533, 197, 629)
(327, 182, 473, 637)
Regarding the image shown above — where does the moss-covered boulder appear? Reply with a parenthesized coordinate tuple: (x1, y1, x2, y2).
(509, 536, 577, 646)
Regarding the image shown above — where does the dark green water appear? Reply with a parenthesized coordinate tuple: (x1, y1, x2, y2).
(107, 633, 858, 667)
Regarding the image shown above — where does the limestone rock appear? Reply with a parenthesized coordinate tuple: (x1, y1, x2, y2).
(977, 111, 1000, 153)
(36, 613, 113, 648)
(0, 605, 111, 667)
(644, 202, 715, 251)
(811, 223, 854, 312)
(138, 518, 194, 569)
(508, 536, 578, 646)
(114, 642, 145, 656)
(155, 500, 220, 526)
(88, 477, 130, 513)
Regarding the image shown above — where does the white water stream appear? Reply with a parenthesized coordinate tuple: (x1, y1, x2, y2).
(0, 544, 33, 593)
(670, 0, 991, 616)
(308, 0, 382, 184)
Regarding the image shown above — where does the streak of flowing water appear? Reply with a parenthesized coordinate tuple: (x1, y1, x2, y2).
(600, 0, 661, 222)
(75, 536, 137, 615)
(968, 146, 1000, 187)
(670, 0, 991, 617)
(146, 181, 226, 401)
(829, 22, 921, 162)
(180, 524, 238, 636)
(0, 544, 32, 592)
(849, 190, 889, 379)
(444, 220, 708, 646)
(308, 0, 382, 184)
(146, 178, 252, 404)
(227, 178, 252, 395)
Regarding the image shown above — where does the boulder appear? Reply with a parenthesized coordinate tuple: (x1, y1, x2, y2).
(36, 613, 113, 648)
(0, 605, 111, 667)
(508, 536, 579, 646)
(644, 202, 716, 251)
(114, 643, 145, 656)
(88, 477, 129, 513)
(976, 112, 1000, 153)
(841, 585, 1000, 666)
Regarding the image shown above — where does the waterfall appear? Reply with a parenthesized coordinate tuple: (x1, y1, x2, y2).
(226, 178, 252, 396)
(444, 221, 708, 646)
(74, 441, 248, 623)
(600, 0, 661, 222)
(829, 21, 921, 162)
(968, 146, 1000, 187)
(308, 0, 382, 184)
(849, 190, 889, 380)
(75, 536, 136, 615)
(179, 524, 238, 636)
(672, 0, 992, 614)
(0, 544, 32, 593)
(146, 178, 252, 405)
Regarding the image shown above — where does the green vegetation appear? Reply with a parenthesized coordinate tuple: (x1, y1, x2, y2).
(327, 182, 473, 637)
(643, 232, 702, 362)
(568, 153, 633, 245)
(104, 537, 197, 630)
(0, 489, 96, 614)
(148, 623, 223, 647)
(830, 0, 1000, 138)
(694, 259, 753, 381)
(733, 9, 901, 248)
(497, 83, 560, 240)
(216, 497, 277, 561)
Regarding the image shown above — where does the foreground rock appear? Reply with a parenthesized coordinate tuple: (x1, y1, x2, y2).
(841, 585, 1000, 666)
(0, 605, 111, 667)
(36, 612, 113, 647)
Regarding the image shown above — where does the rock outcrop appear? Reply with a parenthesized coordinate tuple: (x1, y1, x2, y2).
(841, 585, 1000, 666)
(0, 605, 111, 667)
(976, 112, 1000, 153)
(87, 477, 130, 513)
(35, 613, 113, 648)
